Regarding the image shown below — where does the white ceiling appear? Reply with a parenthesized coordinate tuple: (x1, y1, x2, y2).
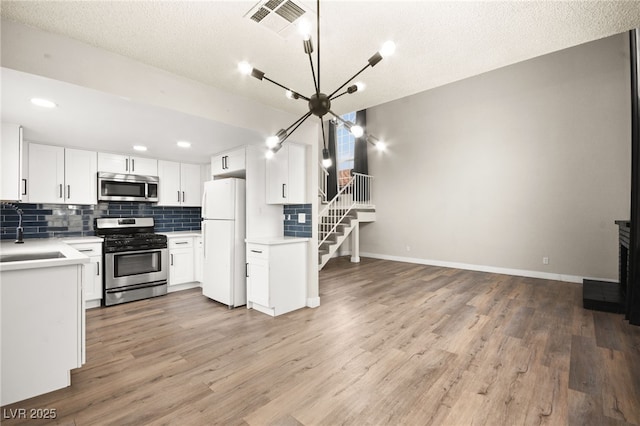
(1, 0, 640, 162)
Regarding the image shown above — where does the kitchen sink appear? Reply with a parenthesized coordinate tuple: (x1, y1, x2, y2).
(0, 251, 66, 263)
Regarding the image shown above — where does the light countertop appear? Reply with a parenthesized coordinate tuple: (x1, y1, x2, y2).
(60, 236, 104, 244)
(161, 231, 202, 238)
(0, 239, 91, 272)
(245, 236, 310, 245)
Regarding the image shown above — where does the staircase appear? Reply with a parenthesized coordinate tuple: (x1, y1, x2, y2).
(318, 172, 375, 270)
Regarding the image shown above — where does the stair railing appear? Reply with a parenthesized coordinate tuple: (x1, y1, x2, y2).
(318, 162, 329, 203)
(318, 172, 373, 247)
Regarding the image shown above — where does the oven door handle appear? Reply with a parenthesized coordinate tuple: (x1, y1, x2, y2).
(104, 280, 167, 293)
(106, 248, 167, 256)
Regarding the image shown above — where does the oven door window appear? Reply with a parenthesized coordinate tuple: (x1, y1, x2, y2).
(101, 180, 146, 197)
(114, 251, 162, 277)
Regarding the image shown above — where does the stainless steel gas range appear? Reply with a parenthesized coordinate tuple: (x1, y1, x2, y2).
(95, 217, 168, 306)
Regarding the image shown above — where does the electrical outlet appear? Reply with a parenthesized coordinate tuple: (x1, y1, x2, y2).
(543, 257, 549, 265)
(298, 213, 306, 224)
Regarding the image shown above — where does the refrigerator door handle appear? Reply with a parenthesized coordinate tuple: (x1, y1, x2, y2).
(245, 262, 249, 278)
(202, 222, 206, 258)
(282, 183, 286, 199)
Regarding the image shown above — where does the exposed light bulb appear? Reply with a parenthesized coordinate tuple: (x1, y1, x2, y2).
(298, 19, 312, 39)
(238, 61, 253, 75)
(30, 98, 57, 108)
(355, 82, 366, 92)
(286, 90, 294, 99)
(266, 135, 279, 149)
(375, 140, 386, 151)
(322, 157, 332, 168)
(350, 125, 364, 138)
(380, 41, 396, 58)
(265, 150, 274, 159)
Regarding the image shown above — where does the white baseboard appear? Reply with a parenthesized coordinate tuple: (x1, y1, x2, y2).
(167, 281, 201, 293)
(358, 252, 615, 284)
(307, 297, 320, 308)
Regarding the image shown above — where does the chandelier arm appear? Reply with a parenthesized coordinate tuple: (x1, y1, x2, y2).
(308, 53, 319, 94)
(328, 63, 371, 98)
(262, 76, 310, 101)
(328, 110, 352, 127)
(317, 0, 320, 94)
(285, 111, 314, 141)
(329, 90, 349, 101)
(320, 117, 328, 149)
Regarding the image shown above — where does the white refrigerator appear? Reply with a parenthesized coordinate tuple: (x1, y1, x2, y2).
(201, 178, 246, 307)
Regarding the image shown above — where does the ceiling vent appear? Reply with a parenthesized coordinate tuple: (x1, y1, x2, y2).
(245, 0, 311, 38)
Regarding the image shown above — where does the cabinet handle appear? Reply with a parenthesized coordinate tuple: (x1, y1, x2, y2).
(21, 179, 27, 196)
(67, 185, 71, 199)
(246, 262, 249, 278)
(182, 191, 185, 203)
(126, 158, 129, 172)
(177, 190, 181, 202)
(175, 241, 189, 245)
(282, 183, 286, 199)
(96, 261, 100, 276)
(170, 254, 174, 265)
(59, 184, 63, 199)
(250, 249, 263, 254)
(78, 248, 93, 253)
(132, 158, 135, 172)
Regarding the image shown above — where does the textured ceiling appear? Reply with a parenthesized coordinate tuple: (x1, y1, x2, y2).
(3, 0, 640, 118)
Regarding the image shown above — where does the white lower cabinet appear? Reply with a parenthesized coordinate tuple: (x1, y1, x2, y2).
(194, 236, 203, 283)
(169, 237, 194, 286)
(67, 242, 103, 308)
(246, 239, 307, 316)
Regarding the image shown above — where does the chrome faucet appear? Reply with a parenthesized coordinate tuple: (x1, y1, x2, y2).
(1, 202, 24, 244)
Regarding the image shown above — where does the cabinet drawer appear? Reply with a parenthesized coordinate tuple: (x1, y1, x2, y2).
(169, 238, 193, 249)
(247, 244, 269, 260)
(68, 243, 102, 256)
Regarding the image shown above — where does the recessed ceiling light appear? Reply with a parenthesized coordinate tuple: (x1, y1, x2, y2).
(177, 141, 191, 148)
(133, 145, 147, 152)
(30, 98, 57, 108)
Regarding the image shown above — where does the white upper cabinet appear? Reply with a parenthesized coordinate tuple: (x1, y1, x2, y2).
(98, 152, 157, 176)
(1, 123, 24, 201)
(212, 147, 246, 177)
(266, 143, 306, 204)
(28, 143, 97, 205)
(157, 160, 202, 207)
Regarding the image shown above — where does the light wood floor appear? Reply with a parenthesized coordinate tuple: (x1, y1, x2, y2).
(2, 256, 640, 425)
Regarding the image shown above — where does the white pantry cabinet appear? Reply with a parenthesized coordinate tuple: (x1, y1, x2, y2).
(157, 161, 201, 207)
(212, 147, 246, 177)
(1, 123, 24, 201)
(246, 239, 307, 316)
(28, 143, 97, 205)
(169, 237, 195, 286)
(266, 143, 306, 204)
(98, 152, 157, 176)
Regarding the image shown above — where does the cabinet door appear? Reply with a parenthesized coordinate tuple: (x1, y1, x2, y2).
(82, 256, 102, 302)
(97, 152, 128, 173)
(225, 148, 246, 174)
(130, 156, 158, 176)
(169, 248, 195, 286)
(65, 148, 97, 205)
(194, 236, 203, 283)
(211, 147, 246, 177)
(266, 145, 289, 204)
(1, 124, 23, 201)
(157, 160, 181, 206)
(211, 154, 226, 177)
(28, 143, 65, 203)
(180, 163, 202, 207)
(286, 143, 306, 204)
(247, 258, 270, 307)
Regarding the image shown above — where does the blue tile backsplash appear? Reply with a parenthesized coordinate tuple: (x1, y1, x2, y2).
(283, 204, 312, 238)
(0, 202, 201, 240)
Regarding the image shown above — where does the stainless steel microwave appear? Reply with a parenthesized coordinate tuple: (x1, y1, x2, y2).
(97, 172, 159, 202)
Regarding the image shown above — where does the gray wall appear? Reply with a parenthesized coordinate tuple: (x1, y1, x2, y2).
(362, 33, 631, 281)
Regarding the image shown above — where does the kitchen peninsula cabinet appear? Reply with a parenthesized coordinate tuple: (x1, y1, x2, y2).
(27, 143, 97, 205)
(266, 143, 306, 204)
(157, 161, 201, 207)
(168, 236, 195, 286)
(245, 237, 308, 316)
(98, 152, 157, 176)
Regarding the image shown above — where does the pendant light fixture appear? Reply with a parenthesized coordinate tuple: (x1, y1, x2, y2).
(239, 0, 394, 167)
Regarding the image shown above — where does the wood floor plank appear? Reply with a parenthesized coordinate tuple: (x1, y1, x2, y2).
(2, 256, 640, 425)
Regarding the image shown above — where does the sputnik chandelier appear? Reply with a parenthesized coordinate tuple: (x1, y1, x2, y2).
(238, 0, 394, 167)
